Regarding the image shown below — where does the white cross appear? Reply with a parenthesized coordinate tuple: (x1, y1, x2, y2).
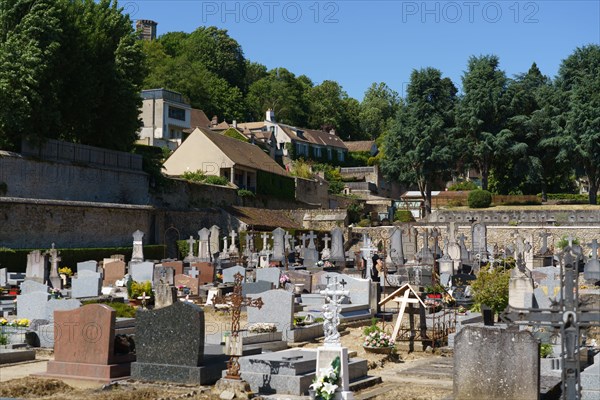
(320, 276, 349, 347)
(284, 232, 292, 251)
(230, 230, 237, 244)
(223, 236, 229, 252)
(261, 232, 270, 251)
(189, 267, 199, 278)
(322, 234, 331, 250)
(186, 236, 195, 256)
(307, 231, 317, 249)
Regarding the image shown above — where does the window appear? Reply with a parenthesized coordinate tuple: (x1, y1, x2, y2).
(327, 148, 332, 160)
(168, 106, 186, 121)
(314, 147, 322, 158)
(338, 150, 344, 162)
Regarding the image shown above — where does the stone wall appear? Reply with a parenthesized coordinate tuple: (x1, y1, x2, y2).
(288, 209, 348, 231)
(0, 151, 149, 205)
(429, 209, 600, 225)
(295, 177, 329, 208)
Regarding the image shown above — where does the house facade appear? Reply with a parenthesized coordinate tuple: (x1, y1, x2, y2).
(138, 89, 191, 150)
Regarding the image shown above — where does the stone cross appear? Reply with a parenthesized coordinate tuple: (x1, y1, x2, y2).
(186, 236, 195, 258)
(213, 273, 264, 379)
(290, 236, 296, 252)
(222, 236, 229, 253)
(48, 243, 61, 289)
(244, 234, 252, 257)
(307, 231, 317, 249)
(587, 239, 599, 260)
(284, 231, 292, 251)
(539, 231, 552, 255)
(229, 230, 238, 253)
(360, 236, 377, 279)
(188, 267, 199, 279)
(431, 228, 440, 255)
(261, 232, 269, 252)
(319, 276, 349, 347)
(322, 234, 331, 250)
(567, 234, 575, 247)
(131, 230, 144, 262)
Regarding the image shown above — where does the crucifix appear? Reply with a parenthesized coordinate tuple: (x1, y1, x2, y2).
(261, 232, 269, 252)
(307, 231, 317, 249)
(213, 273, 264, 379)
(539, 231, 552, 255)
(322, 234, 331, 250)
(501, 247, 600, 400)
(319, 276, 349, 347)
(229, 230, 238, 253)
(186, 236, 195, 258)
(47, 243, 62, 289)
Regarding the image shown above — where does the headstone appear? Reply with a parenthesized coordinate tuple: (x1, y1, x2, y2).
(153, 266, 174, 286)
(532, 266, 561, 309)
(183, 236, 197, 262)
(131, 229, 145, 262)
(229, 230, 239, 255)
(174, 274, 199, 296)
(508, 268, 534, 309)
(130, 261, 154, 283)
(321, 234, 331, 260)
(584, 239, 600, 281)
(303, 231, 319, 268)
(44, 304, 135, 381)
(209, 225, 221, 260)
(131, 302, 208, 384)
(247, 289, 294, 333)
(190, 262, 215, 284)
(403, 227, 418, 262)
(77, 260, 98, 273)
(271, 228, 286, 262)
(329, 227, 346, 264)
(287, 270, 312, 293)
(71, 270, 102, 298)
(103, 260, 126, 286)
(46, 299, 81, 321)
(154, 282, 177, 309)
(162, 260, 184, 276)
(321, 272, 371, 306)
(458, 233, 470, 265)
(0, 267, 6, 287)
(453, 326, 539, 400)
(223, 265, 246, 284)
(19, 279, 48, 295)
(389, 227, 405, 266)
(255, 267, 281, 288)
(538, 231, 552, 255)
(243, 231, 253, 257)
(26, 250, 46, 282)
(471, 223, 487, 257)
(242, 281, 273, 296)
(16, 291, 50, 321)
(198, 228, 211, 262)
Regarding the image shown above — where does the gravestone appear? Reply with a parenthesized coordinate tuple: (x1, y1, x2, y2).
(390, 227, 405, 266)
(403, 227, 418, 262)
(130, 261, 154, 284)
(16, 291, 50, 321)
(198, 228, 211, 262)
(46, 299, 81, 321)
(154, 282, 177, 309)
(584, 239, 600, 281)
(532, 266, 561, 309)
(287, 270, 312, 293)
(321, 272, 371, 306)
(229, 230, 239, 255)
(303, 231, 319, 268)
(453, 326, 539, 400)
(471, 223, 487, 257)
(242, 281, 273, 296)
(26, 250, 46, 282)
(71, 270, 102, 298)
(223, 265, 246, 284)
(508, 268, 534, 309)
(321, 234, 331, 260)
(153, 266, 174, 286)
(183, 236, 197, 262)
(44, 304, 135, 381)
(162, 260, 184, 276)
(190, 262, 215, 284)
(271, 228, 286, 262)
(174, 274, 200, 296)
(47, 244, 62, 289)
(311, 271, 327, 293)
(0, 268, 6, 287)
(209, 225, 221, 260)
(131, 302, 214, 384)
(103, 260, 125, 286)
(458, 233, 470, 265)
(19, 279, 48, 295)
(131, 230, 145, 262)
(77, 260, 98, 273)
(256, 267, 281, 288)
(329, 227, 345, 264)
(247, 289, 294, 334)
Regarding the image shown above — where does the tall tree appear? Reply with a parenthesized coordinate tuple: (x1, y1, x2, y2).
(381, 68, 457, 215)
(307, 80, 362, 139)
(359, 82, 400, 139)
(456, 55, 512, 190)
(556, 44, 600, 204)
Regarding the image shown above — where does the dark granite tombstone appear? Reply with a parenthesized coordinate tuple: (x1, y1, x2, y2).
(131, 301, 214, 384)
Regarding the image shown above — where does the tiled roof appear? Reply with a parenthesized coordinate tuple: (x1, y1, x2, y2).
(190, 109, 211, 129)
(279, 124, 347, 150)
(198, 127, 288, 177)
(226, 206, 302, 230)
(344, 140, 375, 152)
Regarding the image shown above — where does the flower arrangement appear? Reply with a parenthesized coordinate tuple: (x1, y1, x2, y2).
(58, 267, 73, 276)
(247, 323, 277, 333)
(362, 318, 394, 349)
(216, 272, 223, 282)
(457, 306, 468, 314)
(0, 318, 29, 327)
(279, 274, 290, 286)
(49, 288, 62, 299)
(309, 356, 341, 400)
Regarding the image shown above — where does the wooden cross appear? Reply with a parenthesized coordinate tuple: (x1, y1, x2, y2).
(213, 272, 264, 379)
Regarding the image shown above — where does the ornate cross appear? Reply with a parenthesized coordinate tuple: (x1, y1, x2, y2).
(320, 276, 349, 347)
(322, 234, 331, 250)
(213, 272, 264, 379)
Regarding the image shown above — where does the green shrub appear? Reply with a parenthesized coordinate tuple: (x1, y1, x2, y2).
(447, 199, 464, 207)
(468, 190, 492, 208)
(448, 181, 479, 191)
(363, 317, 382, 336)
(394, 210, 415, 222)
(470, 265, 510, 314)
(556, 235, 580, 250)
(204, 175, 229, 186)
(82, 300, 137, 318)
(347, 201, 364, 224)
(130, 281, 153, 299)
(0, 333, 8, 345)
(328, 180, 345, 195)
(540, 343, 553, 358)
(182, 170, 206, 182)
(357, 219, 371, 227)
(237, 189, 255, 198)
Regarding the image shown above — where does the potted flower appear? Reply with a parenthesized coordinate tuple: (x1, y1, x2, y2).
(215, 272, 223, 283)
(49, 288, 62, 299)
(457, 305, 468, 315)
(279, 273, 291, 288)
(177, 285, 186, 296)
(309, 356, 341, 400)
(362, 318, 395, 354)
(58, 267, 72, 287)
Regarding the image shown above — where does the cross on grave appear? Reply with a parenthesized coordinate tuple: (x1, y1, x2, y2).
(587, 239, 599, 260)
(138, 291, 150, 309)
(284, 231, 292, 251)
(213, 273, 264, 379)
(222, 236, 229, 253)
(229, 230, 238, 253)
(261, 232, 269, 251)
(501, 247, 600, 400)
(47, 243, 62, 288)
(539, 231, 552, 255)
(188, 267, 199, 279)
(567, 234, 575, 247)
(307, 231, 317, 249)
(319, 276, 349, 347)
(186, 236, 195, 258)
(322, 234, 331, 250)
(360, 237, 377, 279)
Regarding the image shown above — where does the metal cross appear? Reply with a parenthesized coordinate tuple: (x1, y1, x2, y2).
(213, 272, 264, 379)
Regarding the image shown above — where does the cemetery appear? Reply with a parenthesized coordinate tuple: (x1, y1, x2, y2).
(0, 220, 599, 400)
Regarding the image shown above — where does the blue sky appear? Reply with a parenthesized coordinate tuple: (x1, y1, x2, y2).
(127, 1, 600, 100)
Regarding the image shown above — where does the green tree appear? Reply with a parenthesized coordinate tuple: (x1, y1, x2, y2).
(556, 45, 600, 204)
(381, 68, 457, 215)
(456, 55, 512, 190)
(470, 265, 511, 314)
(359, 82, 400, 139)
(307, 80, 362, 140)
(0, 0, 145, 152)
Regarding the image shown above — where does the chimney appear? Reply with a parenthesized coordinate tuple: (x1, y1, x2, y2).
(211, 115, 218, 128)
(233, 120, 237, 128)
(266, 109, 275, 122)
(330, 128, 336, 136)
(136, 20, 157, 41)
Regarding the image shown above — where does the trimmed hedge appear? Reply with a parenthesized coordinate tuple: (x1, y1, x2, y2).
(0, 245, 166, 273)
(256, 170, 295, 200)
(394, 210, 416, 222)
(468, 190, 492, 208)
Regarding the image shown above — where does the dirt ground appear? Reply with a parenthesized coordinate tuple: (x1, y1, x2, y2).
(0, 308, 449, 400)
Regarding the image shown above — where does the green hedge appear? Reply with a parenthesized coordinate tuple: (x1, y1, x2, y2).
(468, 190, 492, 208)
(0, 245, 166, 273)
(257, 170, 295, 200)
(394, 210, 415, 222)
